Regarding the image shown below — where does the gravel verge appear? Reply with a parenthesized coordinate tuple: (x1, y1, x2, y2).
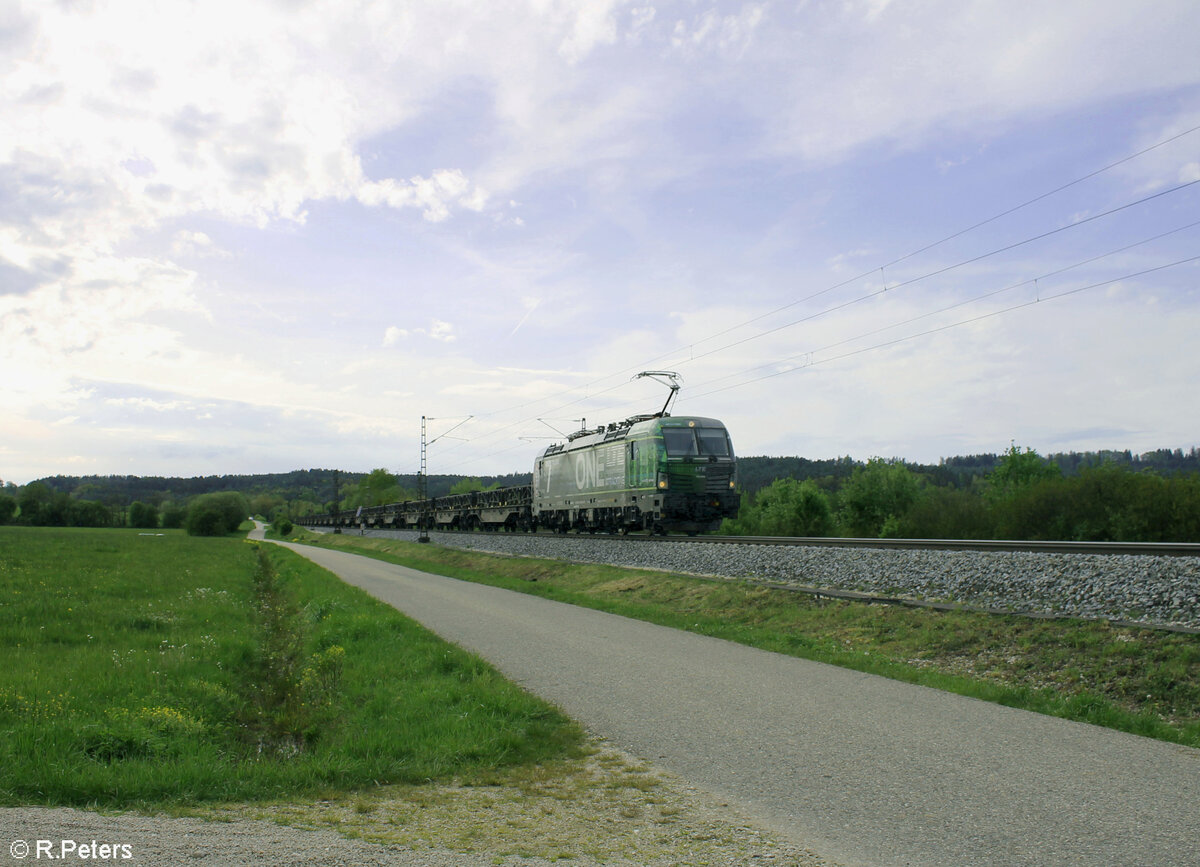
(1, 741, 834, 866)
(347, 529, 1200, 630)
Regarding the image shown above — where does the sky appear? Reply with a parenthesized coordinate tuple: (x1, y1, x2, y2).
(2, 0, 1199, 485)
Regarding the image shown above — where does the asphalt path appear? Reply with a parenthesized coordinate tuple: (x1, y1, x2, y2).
(262, 534, 1200, 867)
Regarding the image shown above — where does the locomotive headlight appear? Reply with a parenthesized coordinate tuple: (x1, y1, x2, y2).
(657, 471, 668, 490)
(729, 480, 736, 488)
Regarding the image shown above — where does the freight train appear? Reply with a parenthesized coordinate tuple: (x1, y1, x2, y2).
(302, 412, 739, 535)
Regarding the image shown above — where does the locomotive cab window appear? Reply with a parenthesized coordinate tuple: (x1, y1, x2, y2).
(696, 428, 731, 456)
(663, 426, 732, 457)
(662, 428, 699, 456)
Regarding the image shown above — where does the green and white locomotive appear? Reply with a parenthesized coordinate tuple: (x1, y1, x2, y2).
(532, 414, 737, 534)
(304, 372, 739, 536)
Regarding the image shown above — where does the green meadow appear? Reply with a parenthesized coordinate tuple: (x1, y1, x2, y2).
(0, 527, 581, 807)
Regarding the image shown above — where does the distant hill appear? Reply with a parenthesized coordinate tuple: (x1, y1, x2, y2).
(34, 469, 532, 507)
(733, 447, 1200, 495)
(29, 446, 1199, 506)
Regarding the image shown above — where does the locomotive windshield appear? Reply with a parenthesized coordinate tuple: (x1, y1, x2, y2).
(662, 428, 699, 456)
(662, 426, 732, 457)
(696, 428, 732, 456)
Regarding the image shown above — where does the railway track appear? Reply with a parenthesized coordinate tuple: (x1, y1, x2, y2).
(383, 527, 1200, 558)
(663, 534, 1200, 557)
(317, 525, 1200, 633)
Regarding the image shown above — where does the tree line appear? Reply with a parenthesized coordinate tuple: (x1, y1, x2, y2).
(0, 480, 252, 537)
(732, 447, 1200, 495)
(4, 444, 1200, 541)
(0, 470, 529, 536)
(723, 446, 1200, 542)
(20, 468, 530, 525)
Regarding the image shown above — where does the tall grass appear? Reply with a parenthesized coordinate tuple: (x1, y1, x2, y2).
(0, 527, 581, 807)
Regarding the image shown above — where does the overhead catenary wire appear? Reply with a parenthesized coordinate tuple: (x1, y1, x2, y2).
(439, 239, 1199, 473)
(682, 218, 1200, 395)
(436, 198, 1200, 471)
(460, 123, 1200, 423)
(653, 179, 1200, 373)
(427, 126, 1200, 473)
(685, 254, 1200, 401)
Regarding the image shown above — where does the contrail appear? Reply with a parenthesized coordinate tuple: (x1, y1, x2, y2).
(508, 297, 541, 337)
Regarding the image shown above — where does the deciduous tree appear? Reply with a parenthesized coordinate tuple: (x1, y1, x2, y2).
(837, 458, 921, 538)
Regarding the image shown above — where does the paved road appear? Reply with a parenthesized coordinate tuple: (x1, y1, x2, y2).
(264, 535, 1200, 867)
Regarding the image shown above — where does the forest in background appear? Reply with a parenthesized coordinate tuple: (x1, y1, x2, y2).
(725, 446, 1200, 542)
(3, 445, 1199, 542)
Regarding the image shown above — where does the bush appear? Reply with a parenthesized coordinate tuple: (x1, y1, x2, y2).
(275, 519, 293, 536)
(724, 478, 833, 536)
(994, 465, 1200, 542)
(68, 500, 112, 528)
(837, 458, 921, 537)
(17, 482, 52, 525)
(160, 505, 187, 529)
(0, 494, 15, 524)
(986, 444, 1061, 502)
(41, 492, 73, 527)
(897, 487, 993, 539)
(185, 492, 250, 537)
(128, 501, 159, 529)
(185, 501, 228, 536)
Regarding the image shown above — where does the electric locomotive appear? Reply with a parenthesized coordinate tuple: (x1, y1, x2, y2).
(531, 414, 737, 535)
(301, 371, 739, 535)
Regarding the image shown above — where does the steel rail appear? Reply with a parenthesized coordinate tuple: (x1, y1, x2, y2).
(407, 529, 1200, 557)
(658, 534, 1200, 557)
(323, 526, 1200, 633)
(319, 523, 1200, 629)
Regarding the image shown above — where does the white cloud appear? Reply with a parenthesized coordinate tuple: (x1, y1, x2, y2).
(558, 1, 621, 63)
(712, 1, 1200, 163)
(104, 397, 189, 413)
(171, 230, 228, 258)
(627, 6, 657, 41)
(357, 169, 488, 222)
(428, 319, 456, 342)
(382, 320, 456, 345)
(670, 4, 765, 56)
(382, 326, 409, 346)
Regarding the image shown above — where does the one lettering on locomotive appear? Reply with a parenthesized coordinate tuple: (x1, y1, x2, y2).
(305, 409, 739, 536)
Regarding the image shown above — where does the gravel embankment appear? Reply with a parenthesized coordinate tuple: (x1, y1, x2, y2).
(351, 530, 1200, 630)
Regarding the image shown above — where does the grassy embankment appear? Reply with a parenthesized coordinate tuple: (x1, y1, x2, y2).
(285, 528, 1200, 748)
(0, 526, 582, 807)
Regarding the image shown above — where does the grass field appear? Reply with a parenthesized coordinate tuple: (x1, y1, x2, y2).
(285, 528, 1200, 748)
(0, 527, 581, 808)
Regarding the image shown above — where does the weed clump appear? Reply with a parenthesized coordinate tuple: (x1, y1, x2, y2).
(237, 546, 344, 755)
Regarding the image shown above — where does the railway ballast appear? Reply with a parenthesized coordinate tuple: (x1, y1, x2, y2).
(343, 529, 1200, 631)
